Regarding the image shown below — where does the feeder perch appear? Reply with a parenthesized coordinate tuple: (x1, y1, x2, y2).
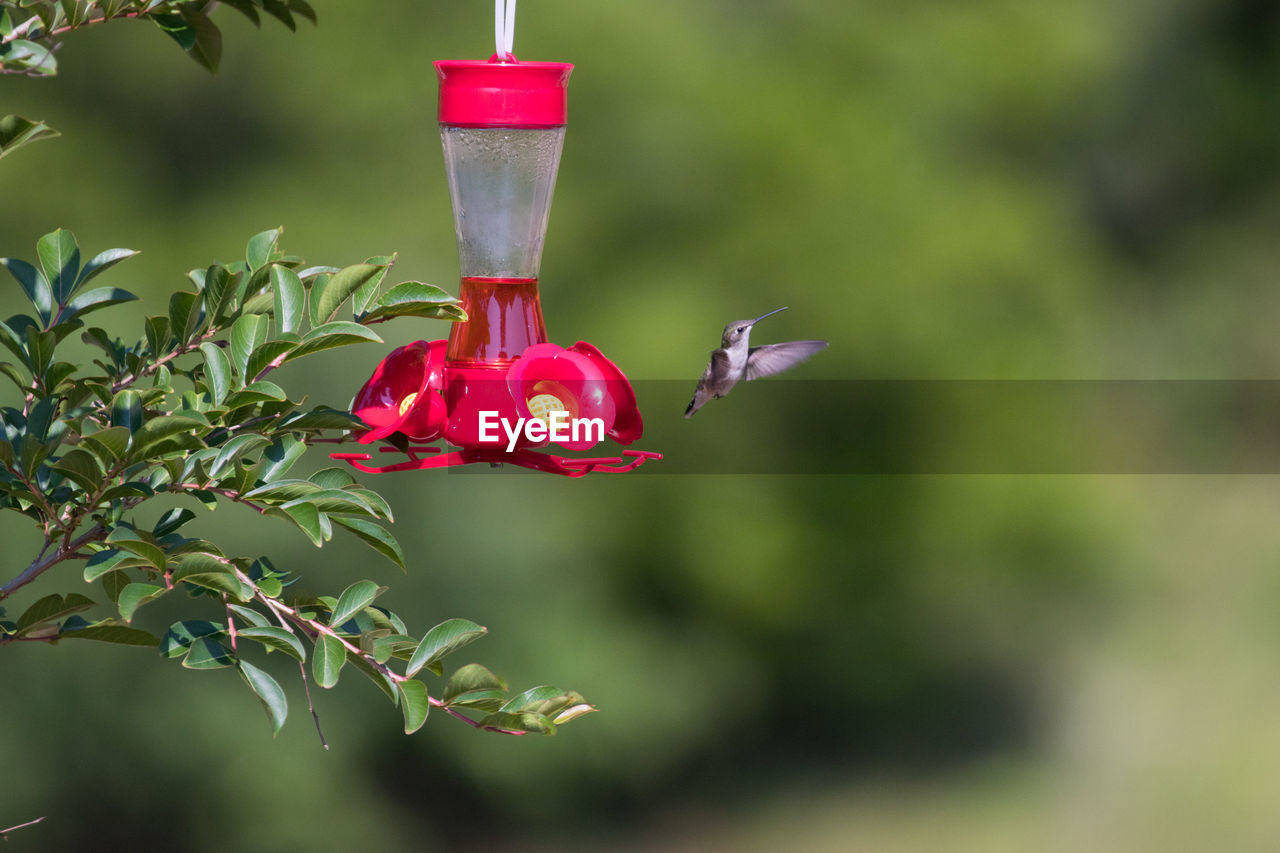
(333, 40, 660, 476)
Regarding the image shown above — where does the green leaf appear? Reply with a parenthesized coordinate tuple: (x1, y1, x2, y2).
(270, 264, 305, 335)
(83, 426, 131, 463)
(237, 626, 305, 661)
(209, 433, 271, 478)
(329, 580, 384, 628)
(268, 502, 326, 546)
(14, 593, 95, 636)
(76, 247, 138, 289)
(255, 434, 305, 482)
(444, 688, 507, 712)
(37, 228, 79, 306)
(407, 619, 488, 677)
(145, 314, 172, 357)
(284, 321, 381, 362)
(372, 633, 418, 664)
(244, 479, 321, 502)
(261, 0, 296, 31)
(313, 632, 346, 688)
(346, 652, 398, 703)
(397, 679, 431, 734)
(280, 487, 377, 516)
(152, 12, 195, 50)
(153, 508, 196, 537)
(287, 0, 317, 24)
(105, 528, 166, 570)
(246, 228, 281, 271)
(245, 339, 296, 382)
(331, 516, 405, 570)
(199, 342, 231, 405)
(51, 448, 104, 492)
(131, 415, 203, 456)
(0, 114, 60, 161)
(59, 621, 158, 647)
(239, 659, 288, 734)
(160, 620, 222, 658)
(118, 582, 166, 622)
(478, 711, 556, 735)
(168, 290, 203, 344)
(178, 572, 254, 602)
(1, 257, 52, 325)
(178, 6, 222, 73)
(551, 702, 598, 725)
(308, 467, 356, 489)
(352, 256, 393, 315)
(443, 663, 507, 705)
(202, 264, 237, 322)
(277, 408, 360, 431)
(84, 549, 131, 582)
(500, 687, 591, 722)
(63, 287, 138, 321)
(184, 636, 235, 670)
(24, 326, 55, 376)
(360, 281, 465, 324)
(0, 318, 27, 362)
(228, 604, 270, 626)
(100, 483, 154, 501)
(0, 39, 56, 76)
(310, 264, 386, 325)
(229, 313, 268, 380)
(43, 360, 77, 391)
(223, 381, 287, 410)
(100, 568, 130, 604)
(111, 389, 142, 433)
(220, 0, 261, 25)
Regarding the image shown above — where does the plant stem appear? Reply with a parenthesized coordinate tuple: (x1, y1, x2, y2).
(110, 327, 222, 394)
(0, 525, 107, 601)
(260, 603, 329, 749)
(230, 567, 491, 731)
(0, 815, 46, 840)
(169, 484, 267, 515)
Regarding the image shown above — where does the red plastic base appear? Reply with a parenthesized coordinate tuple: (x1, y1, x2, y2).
(331, 445, 661, 477)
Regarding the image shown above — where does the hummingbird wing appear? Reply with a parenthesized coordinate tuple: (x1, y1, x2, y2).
(685, 349, 732, 418)
(744, 340, 828, 381)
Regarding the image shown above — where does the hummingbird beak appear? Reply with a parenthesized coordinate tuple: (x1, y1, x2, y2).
(749, 307, 788, 326)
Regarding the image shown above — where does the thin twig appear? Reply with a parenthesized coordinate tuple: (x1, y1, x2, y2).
(109, 327, 222, 394)
(227, 566, 505, 735)
(297, 660, 328, 750)
(168, 484, 267, 515)
(264, 603, 329, 749)
(224, 597, 237, 654)
(0, 815, 46, 840)
(0, 525, 107, 601)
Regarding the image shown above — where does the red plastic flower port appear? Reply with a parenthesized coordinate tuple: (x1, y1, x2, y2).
(352, 340, 448, 444)
(506, 341, 643, 451)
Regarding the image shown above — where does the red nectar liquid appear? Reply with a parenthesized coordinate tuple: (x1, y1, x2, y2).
(446, 276, 547, 366)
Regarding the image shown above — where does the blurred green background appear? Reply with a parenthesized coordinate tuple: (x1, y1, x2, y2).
(6, 0, 1280, 849)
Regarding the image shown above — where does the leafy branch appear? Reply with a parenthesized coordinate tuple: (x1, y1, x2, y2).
(0, 227, 593, 739)
(0, 1, 317, 160)
(0, 0, 316, 77)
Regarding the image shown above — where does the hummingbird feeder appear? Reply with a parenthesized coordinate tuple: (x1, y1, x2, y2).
(333, 1, 660, 477)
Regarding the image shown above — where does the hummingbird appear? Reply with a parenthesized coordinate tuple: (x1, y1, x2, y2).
(685, 307, 828, 417)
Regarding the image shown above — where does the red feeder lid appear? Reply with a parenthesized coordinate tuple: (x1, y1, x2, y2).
(436, 55, 573, 128)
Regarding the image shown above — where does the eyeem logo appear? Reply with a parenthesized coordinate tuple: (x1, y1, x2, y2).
(478, 409, 605, 452)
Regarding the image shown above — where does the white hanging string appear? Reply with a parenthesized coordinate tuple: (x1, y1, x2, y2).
(495, 0, 517, 59)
